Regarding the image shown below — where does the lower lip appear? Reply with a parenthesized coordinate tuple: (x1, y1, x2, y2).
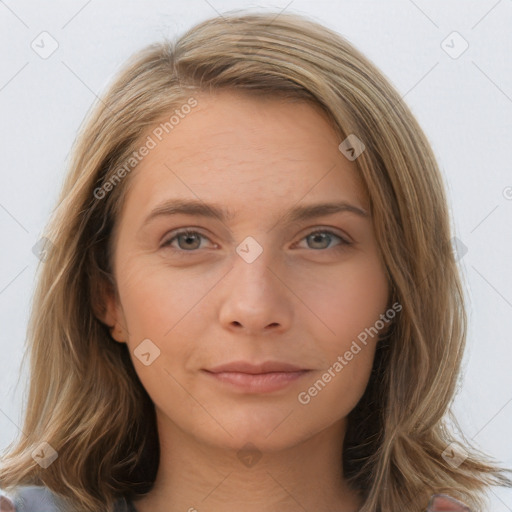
(203, 370, 311, 393)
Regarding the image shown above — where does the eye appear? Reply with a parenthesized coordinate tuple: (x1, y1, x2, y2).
(161, 228, 352, 255)
(161, 230, 213, 252)
(295, 229, 352, 251)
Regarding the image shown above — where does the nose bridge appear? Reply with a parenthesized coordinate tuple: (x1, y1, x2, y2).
(232, 234, 278, 291)
(217, 234, 291, 332)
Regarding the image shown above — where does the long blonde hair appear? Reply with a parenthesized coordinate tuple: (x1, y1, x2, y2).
(1, 10, 511, 512)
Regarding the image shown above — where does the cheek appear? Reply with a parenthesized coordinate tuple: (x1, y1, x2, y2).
(115, 261, 198, 403)
(116, 258, 195, 334)
(294, 255, 388, 406)
(115, 259, 205, 370)
(298, 255, 389, 346)
(295, 344, 377, 428)
(295, 263, 387, 414)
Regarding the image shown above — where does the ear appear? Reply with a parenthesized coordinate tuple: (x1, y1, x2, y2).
(92, 275, 128, 344)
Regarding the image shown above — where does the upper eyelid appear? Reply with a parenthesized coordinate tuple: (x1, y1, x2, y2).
(162, 227, 350, 248)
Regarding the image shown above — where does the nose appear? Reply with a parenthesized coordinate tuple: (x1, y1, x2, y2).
(217, 245, 293, 336)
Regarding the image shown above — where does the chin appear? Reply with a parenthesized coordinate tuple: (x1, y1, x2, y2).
(195, 408, 320, 454)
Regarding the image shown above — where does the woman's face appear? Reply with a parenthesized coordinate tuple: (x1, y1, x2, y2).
(103, 90, 390, 451)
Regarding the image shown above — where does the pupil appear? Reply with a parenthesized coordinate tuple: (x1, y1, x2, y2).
(311, 233, 328, 248)
(182, 234, 198, 248)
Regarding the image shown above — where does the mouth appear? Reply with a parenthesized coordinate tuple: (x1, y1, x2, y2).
(202, 360, 312, 393)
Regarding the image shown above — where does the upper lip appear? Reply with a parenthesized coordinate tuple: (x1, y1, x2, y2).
(204, 361, 309, 374)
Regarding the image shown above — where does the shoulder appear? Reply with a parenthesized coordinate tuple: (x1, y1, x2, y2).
(0, 486, 131, 512)
(0, 486, 60, 511)
(428, 493, 472, 511)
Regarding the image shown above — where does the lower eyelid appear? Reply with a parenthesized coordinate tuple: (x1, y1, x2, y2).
(294, 231, 350, 249)
(162, 229, 351, 251)
(162, 231, 212, 250)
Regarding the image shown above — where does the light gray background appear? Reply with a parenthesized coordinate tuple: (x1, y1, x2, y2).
(1, 1, 511, 510)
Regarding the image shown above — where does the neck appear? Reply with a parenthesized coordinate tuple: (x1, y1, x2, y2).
(132, 414, 363, 512)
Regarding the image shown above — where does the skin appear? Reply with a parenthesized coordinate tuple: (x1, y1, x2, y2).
(100, 90, 390, 512)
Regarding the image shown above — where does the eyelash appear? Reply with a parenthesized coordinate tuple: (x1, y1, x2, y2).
(160, 228, 352, 255)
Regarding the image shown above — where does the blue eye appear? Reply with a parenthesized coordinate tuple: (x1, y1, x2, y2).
(161, 228, 352, 254)
(161, 230, 210, 252)
(297, 229, 351, 251)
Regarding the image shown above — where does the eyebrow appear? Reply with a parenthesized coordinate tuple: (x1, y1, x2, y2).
(141, 198, 369, 228)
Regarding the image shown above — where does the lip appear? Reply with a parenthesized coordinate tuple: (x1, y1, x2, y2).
(203, 360, 311, 393)
(206, 360, 308, 374)
(203, 369, 311, 393)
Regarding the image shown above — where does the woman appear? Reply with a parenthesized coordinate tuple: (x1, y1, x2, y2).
(0, 10, 510, 512)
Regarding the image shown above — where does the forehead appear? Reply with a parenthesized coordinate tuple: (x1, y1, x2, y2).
(122, 90, 368, 219)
